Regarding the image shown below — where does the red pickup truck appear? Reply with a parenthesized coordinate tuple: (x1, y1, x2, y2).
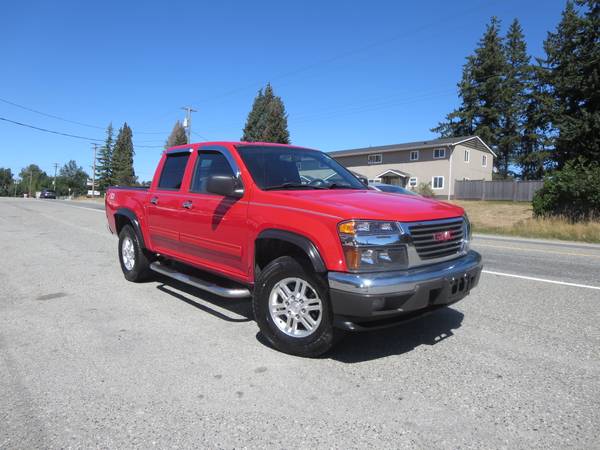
(106, 142, 482, 356)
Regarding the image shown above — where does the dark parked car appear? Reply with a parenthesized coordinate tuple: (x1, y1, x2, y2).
(369, 183, 418, 195)
(40, 189, 56, 199)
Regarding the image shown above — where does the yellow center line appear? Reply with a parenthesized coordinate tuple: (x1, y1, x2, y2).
(473, 242, 600, 259)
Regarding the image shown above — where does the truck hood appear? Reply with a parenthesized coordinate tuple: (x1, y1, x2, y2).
(263, 189, 464, 222)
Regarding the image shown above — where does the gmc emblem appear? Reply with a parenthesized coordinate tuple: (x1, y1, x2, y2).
(433, 230, 453, 242)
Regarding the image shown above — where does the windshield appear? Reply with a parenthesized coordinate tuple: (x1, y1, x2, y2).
(236, 145, 366, 190)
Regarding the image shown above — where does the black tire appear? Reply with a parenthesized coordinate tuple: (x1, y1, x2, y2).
(253, 256, 343, 357)
(118, 224, 152, 282)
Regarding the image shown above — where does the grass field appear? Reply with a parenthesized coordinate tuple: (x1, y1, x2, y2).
(452, 200, 600, 243)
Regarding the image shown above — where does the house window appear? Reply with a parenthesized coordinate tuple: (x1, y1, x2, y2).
(482, 154, 488, 167)
(410, 150, 419, 161)
(409, 177, 418, 187)
(432, 176, 444, 189)
(433, 148, 446, 159)
(464, 149, 470, 162)
(367, 153, 382, 165)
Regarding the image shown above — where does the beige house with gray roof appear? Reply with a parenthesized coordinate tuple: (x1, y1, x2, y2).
(329, 136, 495, 198)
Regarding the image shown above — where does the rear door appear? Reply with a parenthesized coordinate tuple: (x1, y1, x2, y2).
(177, 146, 249, 281)
(145, 149, 192, 254)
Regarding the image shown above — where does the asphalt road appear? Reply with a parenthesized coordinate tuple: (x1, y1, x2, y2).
(1, 198, 598, 449)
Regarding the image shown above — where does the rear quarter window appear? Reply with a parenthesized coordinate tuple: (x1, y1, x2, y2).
(158, 153, 190, 190)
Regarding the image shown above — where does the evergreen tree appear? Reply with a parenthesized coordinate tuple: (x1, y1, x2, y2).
(541, 1, 599, 167)
(112, 123, 137, 186)
(431, 56, 479, 138)
(165, 120, 188, 148)
(432, 18, 508, 175)
(242, 83, 290, 144)
(520, 64, 553, 179)
(96, 123, 114, 191)
(498, 19, 530, 178)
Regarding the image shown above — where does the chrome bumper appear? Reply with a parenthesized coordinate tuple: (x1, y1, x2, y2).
(328, 250, 482, 296)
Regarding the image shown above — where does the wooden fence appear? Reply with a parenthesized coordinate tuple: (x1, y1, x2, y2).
(454, 180, 543, 202)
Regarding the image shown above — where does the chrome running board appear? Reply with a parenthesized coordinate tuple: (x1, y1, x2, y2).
(149, 261, 251, 298)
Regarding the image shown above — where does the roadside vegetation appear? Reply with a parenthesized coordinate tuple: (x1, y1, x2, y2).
(436, 1, 599, 228)
(454, 200, 600, 243)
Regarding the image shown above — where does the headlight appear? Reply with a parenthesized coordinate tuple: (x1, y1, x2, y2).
(338, 220, 408, 272)
(462, 214, 472, 252)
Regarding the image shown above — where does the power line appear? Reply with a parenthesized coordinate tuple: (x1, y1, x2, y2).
(191, 1, 499, 107)
(0, 97, 105, 130)
(0, 116, 104, 142)
(0, 97, 169, 135)
(0, 115, 166, 148)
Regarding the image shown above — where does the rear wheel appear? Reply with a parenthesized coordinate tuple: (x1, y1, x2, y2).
(253, 256, 342, 357)
(118, 224, 152, 282)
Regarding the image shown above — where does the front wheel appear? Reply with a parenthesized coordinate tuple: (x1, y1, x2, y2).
(253, 256, 342, 357)
(118, 224, 152, 282)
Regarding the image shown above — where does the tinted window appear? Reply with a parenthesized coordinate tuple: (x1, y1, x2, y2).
(158, 153, 190, 189)
(190, 151, 236, 193)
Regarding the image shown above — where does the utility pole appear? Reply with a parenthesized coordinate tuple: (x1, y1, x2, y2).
(181, 106, 197, 144)
(53, 162, 59, 189)
(91, 143, 98, 198)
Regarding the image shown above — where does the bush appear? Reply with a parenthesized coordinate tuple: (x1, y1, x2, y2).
(532, 159, 600, 222)
(416, 182, 435, 197)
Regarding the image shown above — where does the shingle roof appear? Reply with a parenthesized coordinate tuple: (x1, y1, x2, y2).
(328, 136, 494, 157)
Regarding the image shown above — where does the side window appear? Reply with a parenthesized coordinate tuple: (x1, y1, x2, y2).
(190, 151, 236, 193)
(158, 153, 190, 190)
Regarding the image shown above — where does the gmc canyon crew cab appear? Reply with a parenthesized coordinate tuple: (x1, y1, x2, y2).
(106, 142, 482, 357)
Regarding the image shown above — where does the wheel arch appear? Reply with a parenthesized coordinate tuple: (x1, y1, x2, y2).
(255, 229, 327, 275)
(114, 208, 146, 249)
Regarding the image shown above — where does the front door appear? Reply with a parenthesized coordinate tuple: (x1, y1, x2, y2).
(177, 147, 249, 281)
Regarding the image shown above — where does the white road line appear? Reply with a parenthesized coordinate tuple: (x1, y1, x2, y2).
(483, 270, 600, 291)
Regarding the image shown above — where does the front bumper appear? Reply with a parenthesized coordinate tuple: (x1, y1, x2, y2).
(328, 250, 482, 330)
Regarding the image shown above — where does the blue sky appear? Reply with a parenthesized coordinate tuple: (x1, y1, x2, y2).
(1, 0, 567, 182)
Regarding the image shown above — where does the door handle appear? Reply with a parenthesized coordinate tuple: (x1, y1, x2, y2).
(150, 196, 159, 205)
(182, 200, 193, 209)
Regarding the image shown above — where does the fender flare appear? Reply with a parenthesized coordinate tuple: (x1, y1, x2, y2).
(256, 229, 327, 273)
(115, 208, 146, 249)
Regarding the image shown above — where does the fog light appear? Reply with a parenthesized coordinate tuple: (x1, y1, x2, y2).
(372, 297, 385, 311)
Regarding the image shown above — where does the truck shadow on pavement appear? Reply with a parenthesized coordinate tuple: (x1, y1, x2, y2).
(154, 276, 253, 323)
(150, 275, 463, 363)
(326, 308, 464, 363)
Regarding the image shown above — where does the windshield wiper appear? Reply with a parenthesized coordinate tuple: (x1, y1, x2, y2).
(327, 183, 359, 189)
(263, 183, 326, 191)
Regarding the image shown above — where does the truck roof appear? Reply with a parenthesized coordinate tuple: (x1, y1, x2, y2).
(165, 142, 315, 153)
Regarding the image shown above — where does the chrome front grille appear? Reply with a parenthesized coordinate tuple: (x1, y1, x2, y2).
(408, 218, 465, 260)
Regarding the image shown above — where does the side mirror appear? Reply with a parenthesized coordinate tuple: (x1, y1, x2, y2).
(206, 175, 243, 198)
